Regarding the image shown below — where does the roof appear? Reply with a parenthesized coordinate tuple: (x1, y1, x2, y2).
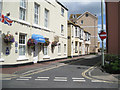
(84, 30, 91, 35)
(68, 20, 82, 28)
(56, 0, 68, 11)
(69, 14, 82, 20)
(77, 11, 98, 20)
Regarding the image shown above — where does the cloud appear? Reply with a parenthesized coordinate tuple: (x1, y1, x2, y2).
(59, 0, 106, 18)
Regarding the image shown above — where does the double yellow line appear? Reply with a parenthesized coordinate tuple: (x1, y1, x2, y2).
(82, 62, 119, 84)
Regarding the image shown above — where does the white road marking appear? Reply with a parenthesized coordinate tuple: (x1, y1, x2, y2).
(54, 79, 67, 81)
(35, 79, 48, 81)
(72, 78, 85, 80)
(19, 77, 32, 79)
(16, 79, 29, 81)
(73, 80, 86, 82)
(91, 80, 105, 82)
(55, 77, 67, 79)
(2, 78, 11, 80)
(37, 77, 49, 79)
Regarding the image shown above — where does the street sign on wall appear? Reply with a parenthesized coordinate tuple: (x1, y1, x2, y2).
(99, 31, 107, 40)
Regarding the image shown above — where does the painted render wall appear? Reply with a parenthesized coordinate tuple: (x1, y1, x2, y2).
(0, 0, 68, 65)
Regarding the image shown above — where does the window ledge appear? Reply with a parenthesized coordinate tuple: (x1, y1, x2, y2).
(43, 55, 50, 59)
(42, 27, 50, 32)
(32, 24, 42, 29)
(0, 58, 4, 62)
(61, 33, 64, 36)
(64, 53, 67, 55)
(58, 53, 61, 56)
(17, 56, 29, 61)
(18, 19, 31, 26)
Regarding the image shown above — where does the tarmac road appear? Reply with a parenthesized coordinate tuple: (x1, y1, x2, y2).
(1, 55, 119, 89)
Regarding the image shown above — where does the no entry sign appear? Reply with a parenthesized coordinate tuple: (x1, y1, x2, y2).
(99, 31, 107, 40)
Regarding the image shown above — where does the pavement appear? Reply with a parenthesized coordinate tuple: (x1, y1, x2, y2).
(83, 61, 120, 84)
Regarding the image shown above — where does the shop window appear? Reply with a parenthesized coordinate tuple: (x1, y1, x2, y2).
(19, 0, 26, 20)
(19, 34, 26, 56)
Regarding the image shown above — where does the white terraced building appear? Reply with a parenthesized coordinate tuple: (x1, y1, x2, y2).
(0, 0, 68, 65)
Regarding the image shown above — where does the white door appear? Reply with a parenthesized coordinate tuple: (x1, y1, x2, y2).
(33, 45, 38, 63)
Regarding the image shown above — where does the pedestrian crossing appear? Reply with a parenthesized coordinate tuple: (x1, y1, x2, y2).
(1, 76, 106, 83)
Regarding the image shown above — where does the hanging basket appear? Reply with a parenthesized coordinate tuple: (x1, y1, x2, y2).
(27, 38, 37, 48)
(3, 34, 15, 44)
(51, 41, 57, 47)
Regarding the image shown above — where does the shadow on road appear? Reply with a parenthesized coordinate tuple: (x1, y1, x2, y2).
(60, 55, 101, 67)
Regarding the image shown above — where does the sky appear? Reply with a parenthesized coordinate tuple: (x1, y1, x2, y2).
(59, 0, 106, 48)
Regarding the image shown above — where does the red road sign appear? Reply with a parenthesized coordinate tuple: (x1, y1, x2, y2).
(99, 31, 107, 40)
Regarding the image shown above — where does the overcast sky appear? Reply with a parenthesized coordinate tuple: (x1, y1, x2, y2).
(59, 0, 106, 48)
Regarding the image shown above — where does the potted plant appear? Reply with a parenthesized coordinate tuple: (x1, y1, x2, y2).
(3, 34, 15, 44)
(27, 38, 37, 48)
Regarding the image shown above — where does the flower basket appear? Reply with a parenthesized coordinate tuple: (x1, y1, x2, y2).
(27, 38, 37, 48)
(3, 34, 15, 44)
(44, 39, 50, 46)
(51, 41, 57, 47)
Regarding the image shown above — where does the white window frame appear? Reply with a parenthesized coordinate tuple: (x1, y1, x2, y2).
(43, 46, 48, 55)
(34, 3, 39, 24)
(75, 27, 77, 37)
(19, 0, 26, 21)
(44, 9, 49, 28)
(61, 8, 64, 16)
(19, 34, 26, 56)
(75, 42, 78, 53)
(58, 43, 61, 54)
(64, 44, 66, 54)
(72, 26, 74, 37)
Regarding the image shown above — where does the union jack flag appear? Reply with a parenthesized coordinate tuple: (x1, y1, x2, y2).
(0, 13, 13, 26)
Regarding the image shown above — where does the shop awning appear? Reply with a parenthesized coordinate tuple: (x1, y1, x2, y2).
(32, 34, 45, 43)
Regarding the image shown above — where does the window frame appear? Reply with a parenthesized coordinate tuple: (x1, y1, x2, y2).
(61, 8, 64, 16)
(19, 0, 27, 21)
(61, 24, 64, 34)
(43, 46, 48, 55)
(58, 43, 61, 54)
(81, 20, 83, 24)
(44, 8, 49, 28)
(64, 44, 66, 54)
(34, 3, 39, 24)
(19, 34, 26, 56)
